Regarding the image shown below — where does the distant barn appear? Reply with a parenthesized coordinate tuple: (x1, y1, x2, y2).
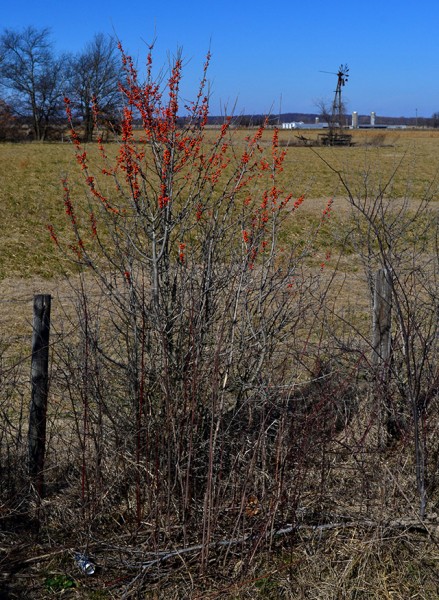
(282, 121, 329, 130)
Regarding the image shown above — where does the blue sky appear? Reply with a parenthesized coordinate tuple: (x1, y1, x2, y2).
(2, 0, 439, 117)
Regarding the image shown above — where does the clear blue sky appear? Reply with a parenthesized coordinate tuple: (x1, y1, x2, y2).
(2, 0, 439, 118)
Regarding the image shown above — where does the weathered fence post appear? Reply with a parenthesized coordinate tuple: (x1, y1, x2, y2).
(28, 294, 51, 495)
(372, 268, 393, 442)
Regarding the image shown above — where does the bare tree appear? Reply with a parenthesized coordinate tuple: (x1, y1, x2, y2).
(0, 98, 19, 140)
(315, 98, 333, 128)
(432, 112, 439, 128)
(68, 33, 123, 141)
(315, 96, 348, 143)
(0, 26, 66, 140)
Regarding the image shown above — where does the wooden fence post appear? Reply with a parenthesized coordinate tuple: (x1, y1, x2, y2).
(372, 269, 393, 442)
(28, 294, 51, 495)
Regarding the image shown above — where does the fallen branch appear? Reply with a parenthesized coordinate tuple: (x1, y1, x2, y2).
(119, 515, 438, 597)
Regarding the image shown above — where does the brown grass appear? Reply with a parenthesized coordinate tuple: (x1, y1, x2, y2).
(1, 128, 438, 280)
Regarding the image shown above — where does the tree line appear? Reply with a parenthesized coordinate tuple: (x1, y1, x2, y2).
(0, 26, 123, 141)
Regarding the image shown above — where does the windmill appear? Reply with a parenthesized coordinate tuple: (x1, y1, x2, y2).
(319, 64, 351, 146)
(332, 64, 349, 128)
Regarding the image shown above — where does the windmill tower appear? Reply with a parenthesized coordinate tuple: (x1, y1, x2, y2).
(319, 64, 352, 146)
(331, 64, 349, 129)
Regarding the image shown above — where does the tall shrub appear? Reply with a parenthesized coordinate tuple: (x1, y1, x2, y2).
(50, 44, 335, 555)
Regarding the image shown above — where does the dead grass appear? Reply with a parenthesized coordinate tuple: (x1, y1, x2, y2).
(0, 129, 438, 279)
(3, 411, 439, 599)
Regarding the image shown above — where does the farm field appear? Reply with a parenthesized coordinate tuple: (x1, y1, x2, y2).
(0, 127, 438, 599)
(1, 127, 437, 359)
(0, 128, 438, 280)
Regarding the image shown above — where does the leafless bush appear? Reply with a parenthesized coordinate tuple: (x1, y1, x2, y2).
(316, 147, 439, 518)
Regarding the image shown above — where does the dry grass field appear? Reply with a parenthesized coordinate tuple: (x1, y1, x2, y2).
(0, 128, 438, 280)
(0, 128, 438, 599)
(0, 127, 436, 348)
